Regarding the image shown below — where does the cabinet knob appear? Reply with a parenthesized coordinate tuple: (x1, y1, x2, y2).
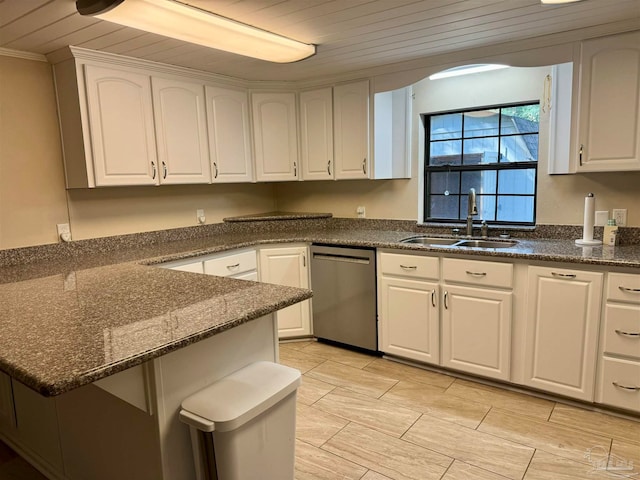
(465, 271, 487, 277)
(615, 329, 640, 337)
(551, 272, 576, 279)
(327, 160, 332, 176)
(579, 144, 583, 166)
(151, 161, 157, 179)
(162, 161, 167, 179)
(431, 290, 436, 308)
(294, 161, 297, 177)
(213, 162, 218, 179)
(444, 291, 449, 309)
(362, 158, 367, 175)
(618, 286, 640, 293)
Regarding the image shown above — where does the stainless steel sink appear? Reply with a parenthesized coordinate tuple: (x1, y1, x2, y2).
(454, 239, 518, 248)
(400, 236, 518, 249)
(400, 236, 460, 246)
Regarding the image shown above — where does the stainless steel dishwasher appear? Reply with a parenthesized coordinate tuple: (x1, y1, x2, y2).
(310, 245, 377, 351)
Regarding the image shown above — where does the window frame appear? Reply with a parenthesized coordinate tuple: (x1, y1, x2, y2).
(423, 101, 539, 226)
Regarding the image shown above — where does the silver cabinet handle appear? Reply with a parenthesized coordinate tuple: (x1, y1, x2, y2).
(612, 381, 640, 391)
(213, 162, 218, 179)
(400, 265, 417, 270)
(579, 144, 583, 166)
(431, 290, 436, 308)
(162, 161, 167, 179)
(362, 158, 367, 175)
(615, 329, 640, 337)
(327, 160, 331, 175)
(552, 272, 576, 279)
(466, 271, 487, 277)
(444, 291, 449, 309)
(226, 263, 240, 270)
(294, 161, 297, 177)
(151, 161, 156, 179)
(619, 286, 640, 293)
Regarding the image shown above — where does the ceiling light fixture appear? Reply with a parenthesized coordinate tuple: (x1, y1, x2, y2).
(429, 64, 509, 80)
(76, 0, 316, 63)
(540, 0, 585, 4)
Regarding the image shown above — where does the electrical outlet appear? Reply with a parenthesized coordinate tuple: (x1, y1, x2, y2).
(595, 211, 608, 227)
(196, 209, 206, 224)
(356, 206, 366, 218)
(56, 223, 72, 242)
(612, 209, 627, 227)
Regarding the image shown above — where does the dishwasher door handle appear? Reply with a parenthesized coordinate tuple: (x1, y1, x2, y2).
(312, 253, 371, 265)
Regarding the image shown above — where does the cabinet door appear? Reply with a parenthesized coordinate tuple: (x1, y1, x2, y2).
(258, 246, 311, 338)
(524, 266, 603, 400)
(442, 285, 512, 381)
(379, 276, 439, 365)
(0, 371, 15, 428)
(334, 80, 370, 179)
(300, 88, 334, 180)
(205, 85, 253, 183)
(152, 77, 211, 184)
(252, 92, 299, 182)
(576, 30, 640, 171)
(84, 65, 158, 186)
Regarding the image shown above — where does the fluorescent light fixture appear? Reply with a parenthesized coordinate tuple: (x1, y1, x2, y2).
(76, 0, 316, 63)
(429, 64, 509, 80)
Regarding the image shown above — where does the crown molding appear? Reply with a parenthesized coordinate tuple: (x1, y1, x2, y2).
(0, 48, 48, 62)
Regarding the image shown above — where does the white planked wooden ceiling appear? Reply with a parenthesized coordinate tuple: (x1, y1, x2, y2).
(1, 0, 639, 81)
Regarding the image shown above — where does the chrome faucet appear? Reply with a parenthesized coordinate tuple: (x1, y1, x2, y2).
(466, 188, 478, 236)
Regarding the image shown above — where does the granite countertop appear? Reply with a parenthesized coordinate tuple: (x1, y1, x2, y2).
(2, 221, 640, 397)
(223, 211, 332, 222)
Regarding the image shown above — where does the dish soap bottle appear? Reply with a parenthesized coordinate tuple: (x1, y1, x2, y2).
(604, 219, 619, 246)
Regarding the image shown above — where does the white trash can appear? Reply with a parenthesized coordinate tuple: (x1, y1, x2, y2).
(179, 361, 301, 480)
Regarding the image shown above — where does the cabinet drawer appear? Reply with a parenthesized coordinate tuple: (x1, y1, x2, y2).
(379, 252, 439, 280)
(442, 258, 513, 289)
(203, 249, 257, 277)
(158, 258, 204, 273)
(603, 304, 640, 359)
(607, 273, 640, 303)
(598, 356, 640, 412)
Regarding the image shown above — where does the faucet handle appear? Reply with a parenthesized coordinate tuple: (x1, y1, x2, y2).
(481, 220, 488, 238)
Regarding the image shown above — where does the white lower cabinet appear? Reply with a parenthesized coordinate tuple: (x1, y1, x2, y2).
(258, 245, 311, 338)
(441, 258, 513, 381)
(524, 266, 603, 401)
(378, 251, 440, 364)
(596, 272, 640, 412)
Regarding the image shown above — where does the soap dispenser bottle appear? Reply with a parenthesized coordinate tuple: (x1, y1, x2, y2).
(604, 219, 619, 246)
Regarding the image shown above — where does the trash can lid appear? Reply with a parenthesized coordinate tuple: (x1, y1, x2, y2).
(179, 361, 301, 433)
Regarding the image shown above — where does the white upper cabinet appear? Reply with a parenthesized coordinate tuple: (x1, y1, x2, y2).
(152, 77, 211, 184)
(252, 92, 299, 182)
(299, 88, 334, 180)
(333, 80, 370, 179)
(575, 30, 640, 172)
(84, 65, 158, 187)
(205, 85, 253, 183)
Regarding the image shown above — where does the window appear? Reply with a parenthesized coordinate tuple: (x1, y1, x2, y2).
(424, 103, 539, 225)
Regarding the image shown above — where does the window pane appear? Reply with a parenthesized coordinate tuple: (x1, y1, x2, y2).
(430, 195, 459, 219)
(429, 171, 460, 195)
(463, 137, 499, 164)
(500, 105, 540, 134)
(461, 170, 497, 194)
(497, 196, 534, 222)
(430, 140, 462, 165)
(478, 196, 496, 221)
(463, 110, 499, 137)
(498, 169, 536, 195)
(500, 134, 538, 162)
(431, 113, 462, 140)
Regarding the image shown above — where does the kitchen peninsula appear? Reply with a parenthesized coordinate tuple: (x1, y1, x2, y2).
(1, 216, 640, 479)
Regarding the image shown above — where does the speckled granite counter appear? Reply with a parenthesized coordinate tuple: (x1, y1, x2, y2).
(223, 211, 332, 222)
(2, 219, 640, 397)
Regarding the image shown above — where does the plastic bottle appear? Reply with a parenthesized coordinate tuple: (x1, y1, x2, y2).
(603, 219, 619, 246)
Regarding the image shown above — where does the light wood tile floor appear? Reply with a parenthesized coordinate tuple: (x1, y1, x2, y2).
(282, 340, 640, 480)
(1, 340, 639, 480)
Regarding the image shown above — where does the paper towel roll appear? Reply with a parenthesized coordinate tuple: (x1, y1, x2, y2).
(575, 193, 602, 245)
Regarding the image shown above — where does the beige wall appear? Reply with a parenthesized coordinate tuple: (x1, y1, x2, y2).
(276, 66, 640, 227)
(0, 56, 69, 249)
(0, 56, 277, 249)
(1, 51, 639, 252)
